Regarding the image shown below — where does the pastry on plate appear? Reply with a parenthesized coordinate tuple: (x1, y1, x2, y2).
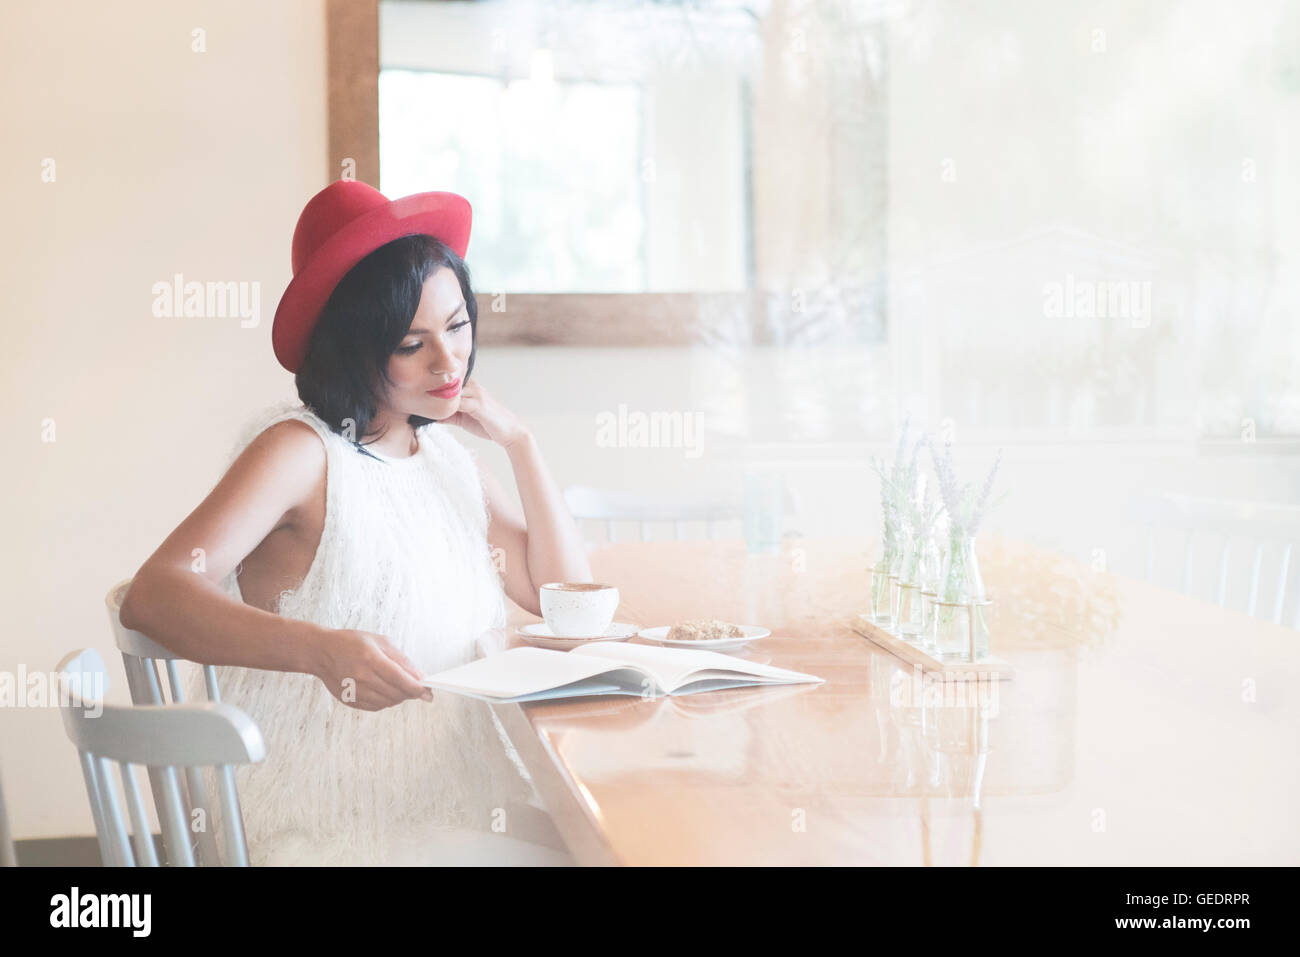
(666, 618, 744, 642)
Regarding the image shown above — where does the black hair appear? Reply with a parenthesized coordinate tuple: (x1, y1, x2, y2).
(294, 233, 478, 458)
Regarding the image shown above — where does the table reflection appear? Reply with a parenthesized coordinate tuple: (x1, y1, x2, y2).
(481, 537, 1294, 865)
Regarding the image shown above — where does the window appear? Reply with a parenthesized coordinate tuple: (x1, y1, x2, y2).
(380, 68, 646, 292)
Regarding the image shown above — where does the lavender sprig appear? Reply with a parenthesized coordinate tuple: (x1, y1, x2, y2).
(970, 448, 1003, 532)
(871, 417, 927, 564)
(892, 413, 911, 473)
(926, 440, 1003, 539)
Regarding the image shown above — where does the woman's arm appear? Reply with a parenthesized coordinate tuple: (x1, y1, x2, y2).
(444, 381, 592, 614)
(506, 433, 592, 588)
(119, 420, 430, 710)
(119, 420, 330, 673)
(480, 437, 592, 616)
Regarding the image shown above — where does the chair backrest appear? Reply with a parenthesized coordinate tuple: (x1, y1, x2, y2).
(55, 648, 264, 866)
(107, 579, 224, 705)
(108, 579, 236, 863)
(563, 485, 799, 545)
(1132, 492, 1300, 628)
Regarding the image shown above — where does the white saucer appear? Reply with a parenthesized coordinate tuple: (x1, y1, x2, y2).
(637, 625, 771, 650)
(517, 622, 639, 650)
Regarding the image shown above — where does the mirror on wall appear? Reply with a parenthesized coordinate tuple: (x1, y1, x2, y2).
(378, 0, 888, 336)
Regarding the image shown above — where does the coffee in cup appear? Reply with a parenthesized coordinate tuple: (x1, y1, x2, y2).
(539, 582, 619, 638)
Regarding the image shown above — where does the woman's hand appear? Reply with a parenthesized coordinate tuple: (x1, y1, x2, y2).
(311, 628, 434, 711)
(441, 379, 531, 451)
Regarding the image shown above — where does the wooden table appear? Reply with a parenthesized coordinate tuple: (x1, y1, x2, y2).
(477, 537, 1300, 865)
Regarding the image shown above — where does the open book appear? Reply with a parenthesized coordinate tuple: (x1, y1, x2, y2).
(421, 642, 824, 703)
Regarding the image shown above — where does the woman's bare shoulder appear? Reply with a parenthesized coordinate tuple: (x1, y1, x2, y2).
(216, 417, 328, 524)
(244, 417, 327, 484)
(124, 416, 329, 600)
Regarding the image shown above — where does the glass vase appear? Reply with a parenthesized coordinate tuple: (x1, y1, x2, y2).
(872, 518, 898, 625)
(887, 574, 901, 633)
(935, 532, 990, 660)
(887, 520, 917, 633)
(932, 599, 973, 660)
(970, 598, 992, 661)
(897, 582, 925, 638)
(869, 564, 892, 624)
(895, 527, 925, 640)
(938, 532, 985, 605)
(919, 590, 938, 652)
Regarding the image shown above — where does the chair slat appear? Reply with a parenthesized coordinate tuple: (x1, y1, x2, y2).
(183, 766, 223, 865)
(1274, 545, 1292, 626)
(218, 765, 250, 866)
(165, 659, 185, 703)
(204, 665, 222, 703)
(96, 757, 134, 867)
(119, 763, 159, 867)
(78, 752, 113, 867)
(1216, 539, 1231, 607)
(156, 766, 195, 867)
(1247, 543, 1264, 618)
(142, 657, 165, 704)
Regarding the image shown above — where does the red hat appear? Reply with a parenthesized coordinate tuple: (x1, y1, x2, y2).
(271, 180, 472, 373)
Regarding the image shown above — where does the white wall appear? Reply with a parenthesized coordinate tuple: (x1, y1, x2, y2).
(0, 0, 328, 841)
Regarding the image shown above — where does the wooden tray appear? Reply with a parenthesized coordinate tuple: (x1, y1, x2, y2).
(850, 614, 1015, 680)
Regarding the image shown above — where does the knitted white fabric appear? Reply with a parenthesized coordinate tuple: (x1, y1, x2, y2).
(192, 400, 538, 866)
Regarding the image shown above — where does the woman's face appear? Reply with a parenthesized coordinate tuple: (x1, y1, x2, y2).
(382, 265, 473, 421)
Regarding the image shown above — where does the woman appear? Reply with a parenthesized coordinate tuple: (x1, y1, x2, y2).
(119, 181, 591, 865)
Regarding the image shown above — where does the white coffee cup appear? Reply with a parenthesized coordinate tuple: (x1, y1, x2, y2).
(539, 582, 620, 638)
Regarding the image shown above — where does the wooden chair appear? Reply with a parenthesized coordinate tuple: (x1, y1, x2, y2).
(104, 581, 573, 866)
(1133, 492, 1300, 628)
(106, 579, 227, 864)
(55, 647, 264, 866)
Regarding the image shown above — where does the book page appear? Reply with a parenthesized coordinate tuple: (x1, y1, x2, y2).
(421, 647, 647, 699)
(572, 642, 822, 693)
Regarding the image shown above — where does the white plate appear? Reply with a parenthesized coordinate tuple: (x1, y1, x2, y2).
(517, 622, 639, 650)
(637, 625, 771, 650)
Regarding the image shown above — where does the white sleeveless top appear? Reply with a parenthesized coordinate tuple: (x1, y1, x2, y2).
(196, 401, 537, 865)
